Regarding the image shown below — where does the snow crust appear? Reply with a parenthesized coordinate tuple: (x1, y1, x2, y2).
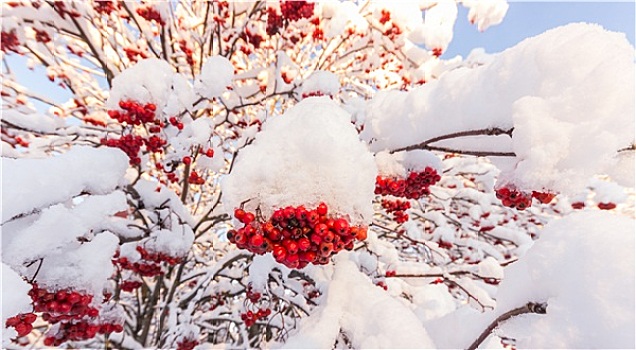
(362, 23, 635, 195)
(223, 97, 377, 224)
(463, 0, 509, 32)
(2, 146, 129, 221)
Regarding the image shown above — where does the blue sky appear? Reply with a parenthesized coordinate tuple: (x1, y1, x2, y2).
(445, 1, 635, 57)
(5, 2, 635, 112)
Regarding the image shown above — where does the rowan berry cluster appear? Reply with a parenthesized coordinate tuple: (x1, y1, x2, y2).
(531, 191, 556, 204)
(1, 30, 20, 53)
(187, 171, 204, 185)
(33, 29, 51, 43)
(43, 319, 123, 346)
(178, 40, 194, 65)
(109, 100, 157, 126)
(380, 199, 411, 223)
(239, 285, 272, 327)
(120, 280, 143, 292)
(266, 7, 284, 36)
(495, 187, 532, 210)
(94, 0, 118, 15)
(496, 188, 557, 210)
(124, 47, 149, 62)
(29, 284, 98, 323)
(228, 203, 368, 269)
(177, 338, 200, 350)
(375, 167, 441, 199)
(136, 5, 165, 25)
(280, 1, 315, 22)
(301, 91, 326, 99)
(5, 313, 36, 339)
(114, 246, 182, 277)
(101, 134, 144, 165)
(241, 308, 271, 327)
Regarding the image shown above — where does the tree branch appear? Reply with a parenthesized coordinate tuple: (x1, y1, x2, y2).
(466, 302, 547, 350)
(390, 127, 515, 154)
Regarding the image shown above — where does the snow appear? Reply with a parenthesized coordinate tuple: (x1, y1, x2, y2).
(1, 264, 32, 345)
(299, 70, 339, 97)
(195, 56, 234, 99)
(408, 1, 458, 52)
(280, 256, 436, 349)
(2, 146, 129, 222)
(362, 23, 635, 195)
(223, 97, 377, 225)
(1, 110, 63, 134)
(495, 211, 635, 348)
(463, 0, 509, 32)
(35, 231, 120, 295)
(3, 191, 126, 267)
(148, 223, 195, 258)
(375, 150, 443, 176)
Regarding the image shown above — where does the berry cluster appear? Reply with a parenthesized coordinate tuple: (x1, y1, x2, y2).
(178, 40, 194, 65)
(280, 1, 314, 22)
(33, 29, 51, 43)
(1, 30, 20, 53)
(531, 191, 556, 204)
(5, 313, 36, 338)
(109, 100, 157, 126)
(29, 284, 98, 323)
(228, 203, 367, 269)
(94, 0, 118, 15)
(169, 116, 185, 130)
(380, 199, 411, 224)
(101, 134, 144, 165)
(136, 5, 165, 25)
(379, 10, 391, 25)
(124, 46, 149, 62)
(240, 308, 271, 327)
(115, 246, 183, 277)
(375, 167, 441, 199)
(239, 285, 272, 327)
(598, 202, 616, 210)
(43, 319, 123, 346)
(120, 280, 142, 292)
(301, 91, 326, 99)
(177, 338, 200, 350)
(51, 1, 81, 19)
(188, 171, 205, 185)
(496, 188, 558, 210)
(266, 7, 283, 36)
(495, 187, 532, 210)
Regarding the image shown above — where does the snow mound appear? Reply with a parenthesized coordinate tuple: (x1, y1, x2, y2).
(496, 211, 635, 348)
(280, 256, 436, 349)
(300, 71, 339, 97)
(2, 146, 129, 221)
(223, 97, 377, 225)
(195, 55, 234, 99)
(362, 23, 635, 195)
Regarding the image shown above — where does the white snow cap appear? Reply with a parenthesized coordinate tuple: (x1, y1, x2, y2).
(195, 55, 234, 99)
(496, 211, 635, 348)
(409, 1, 458, 52)
(362, 23, 635, 195)
(2, 146, 129, 221)
(107, 58, 175, 107)
(223, 97, 377, 224)
(375, 150, 443, 176)
(300, 70, 340, 97)
(463, 0, 509, 32)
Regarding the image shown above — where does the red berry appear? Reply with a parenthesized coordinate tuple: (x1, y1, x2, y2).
(316, 202, 328, 216)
